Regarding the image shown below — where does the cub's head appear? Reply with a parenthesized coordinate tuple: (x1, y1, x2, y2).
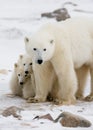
(24, 32, 55, 65)
(19, 55, 33, 75)
(14, 63, 29, 86)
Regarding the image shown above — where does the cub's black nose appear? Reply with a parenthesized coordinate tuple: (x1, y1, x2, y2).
(20, 82, 23, 85)
(37, 59, 43, 64)
(25, 71, 29, 74)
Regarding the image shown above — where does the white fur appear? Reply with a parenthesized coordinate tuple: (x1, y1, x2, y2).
(18, 54, 33, 74)
(22, 73, 35, 99)
(25, 17, 93, 104)
(76, 66, 89, 99)
(32, 61, 58, 102)
(18, 54, 35, 99)
(10, 56, 35, 99)
(10, 64, 23, 97)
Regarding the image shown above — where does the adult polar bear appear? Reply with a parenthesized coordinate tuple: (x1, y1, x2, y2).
(25, 17, 93, 104)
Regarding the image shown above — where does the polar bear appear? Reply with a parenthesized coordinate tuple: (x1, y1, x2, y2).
(25, 17, 93, 104)
(22, 49, 89, 102)
(23, 42, 89, 102)
(10, 62, 35, 99)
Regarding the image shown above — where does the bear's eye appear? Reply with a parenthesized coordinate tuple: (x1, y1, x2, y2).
(23, 63, 26, 66)
(30, 63, 32, 65)
(43, 48, 46, 51)
(33, 48, 37, 51)
(18, 74, 20, 76)
(25, 75, 27, 77)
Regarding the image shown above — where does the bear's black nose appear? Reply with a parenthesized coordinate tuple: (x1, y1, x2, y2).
(25, 71, 29, 74)
(37, 59, 43, 64)
(20, 82, 23, 85)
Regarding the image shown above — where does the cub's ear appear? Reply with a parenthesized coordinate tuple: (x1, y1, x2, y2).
(24, 37, 29, 43)
(14, 63, 18, 68)
(50, 40, 54, 44)
(19, 55, 23, 59)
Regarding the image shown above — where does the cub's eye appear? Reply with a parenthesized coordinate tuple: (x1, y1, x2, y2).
(23, 63, 26, 66)
(30, 63, 32, 65)
(25, 75, 27, 77)
(43, 48, 46, 51)
(33, 48, 37, 51)
(18, 74, 20, 76)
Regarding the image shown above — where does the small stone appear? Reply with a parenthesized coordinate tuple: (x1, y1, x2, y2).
(39, 114, 54, 121)
(77, 110, 83, 112)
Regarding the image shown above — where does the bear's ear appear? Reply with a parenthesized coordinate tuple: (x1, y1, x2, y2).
(19, 55, 23, 59)
(24, 37, 29, 43)
(14, 63, 18, 68)
(50, 40, 54, 44)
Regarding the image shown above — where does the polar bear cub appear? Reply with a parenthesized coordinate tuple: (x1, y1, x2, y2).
(10, 56, 35, 99)
(10, 63, 22, 97)
(25, 17, 93, 104)
(18, 54, 35, 99)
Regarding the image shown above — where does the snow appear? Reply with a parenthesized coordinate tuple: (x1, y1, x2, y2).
(0, 0, 93, 129)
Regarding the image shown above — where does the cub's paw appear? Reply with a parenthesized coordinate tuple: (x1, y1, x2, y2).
(84, 94, 93, 101)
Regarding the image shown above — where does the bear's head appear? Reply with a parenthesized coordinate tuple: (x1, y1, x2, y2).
(14, 63, 30, 86)
(24, 32, 55, 65)
(19, 55, 33, 75)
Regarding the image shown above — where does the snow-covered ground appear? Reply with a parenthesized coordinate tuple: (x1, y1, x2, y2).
(0, 0, 93, 129)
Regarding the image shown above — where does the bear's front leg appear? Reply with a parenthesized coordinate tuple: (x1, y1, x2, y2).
(28, 90, 47, 103)
(51, 54, 77, 105)
(27, 64, 52, 103)
(75, 65, 89, 100)
(27, 87, 48, 103)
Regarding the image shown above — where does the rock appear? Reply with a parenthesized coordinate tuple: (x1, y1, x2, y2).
(41, 8, 70, 21)
(39, 114, 54, 121)
(55, 8, 70, 21)
(41, 13, 54, 18)
(34, 112, 91, 128)
(2, 106, 23, 119)
(33, 114, 54, 121)
(54, 112, 91, 127)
